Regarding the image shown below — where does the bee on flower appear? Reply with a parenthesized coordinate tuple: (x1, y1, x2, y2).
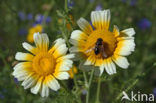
(13, 33, 74, 97)
(70, 9, 135, 75)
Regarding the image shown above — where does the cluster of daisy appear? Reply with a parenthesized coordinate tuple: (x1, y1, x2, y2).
(13, 9, 135, 97)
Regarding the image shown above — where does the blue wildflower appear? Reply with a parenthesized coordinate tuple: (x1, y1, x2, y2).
(35, 14, 44, 24)
(138, 18, 152, 30)
(95, 4, 102, 11)
(14, 78, 19, 84)
(18, 11, 25, 20)
(68, 0, 74, 8)
(46, 16, 52, 24)
(27, 13, 33, 20)
(18, 28, 27, 36)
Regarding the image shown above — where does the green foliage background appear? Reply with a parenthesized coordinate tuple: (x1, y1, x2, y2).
(0, 0, 156, 103)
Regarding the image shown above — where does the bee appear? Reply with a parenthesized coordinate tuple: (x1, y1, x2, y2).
(85, 38, 108, 58)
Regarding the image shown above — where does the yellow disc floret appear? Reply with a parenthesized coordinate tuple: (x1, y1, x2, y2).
(83, 29, 117, 58)
(32, 52, 55, 76)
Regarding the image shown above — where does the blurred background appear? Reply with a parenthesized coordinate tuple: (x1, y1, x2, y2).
(0, 0, 156, 103)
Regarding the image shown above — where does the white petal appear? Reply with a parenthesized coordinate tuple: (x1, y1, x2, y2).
(22, 42, 36, 54)
(12, 70, 28, 81)
(69, 46, 79, 52)
(56, 60, 73, 72)
(56, 54, 75, 62)
(102, 10, 111, 28)
(13, 62, 31, 70)
(22, 73, 36, 89)
(15, 52, 34, 61)
(46, 75, 60, 91)
(115, 39, 135, 56)
(91, 10, 110, 29)
(48, 38, 66, 54)
(108, 59, 116, 74)
(121, 28, 135, 37)
(54, 72, 70, 80)
(69, 39, 78, 46)
(54, 38, 66, 48)
(91, 11, 101, 29)
(34, 33, 49, 51)
(77, 18, 93, 34)
(41, 33, 49, 50)
(31, 77, 43, 94)
(41, 84, 49, 97)
(103, 63, 111, 75)
(99, 65, 104, 76)
(112, 55, 129, 69)
(103, 59, 116, 75)
(71, 30, 87, 41)
(12, 62, 31, 81)
(53, 44, 68, 58)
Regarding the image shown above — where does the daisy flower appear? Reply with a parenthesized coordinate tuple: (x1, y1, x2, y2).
(70, 9, 135, 75)
(13, 33, 74, 97)
(27, 24, 43, 43)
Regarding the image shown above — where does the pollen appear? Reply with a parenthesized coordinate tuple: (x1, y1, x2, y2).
(32, 52, 56, 76)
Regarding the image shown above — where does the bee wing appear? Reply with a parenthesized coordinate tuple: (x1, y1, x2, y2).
(85, 47, 95, 53)
(100, 45, 108, 58)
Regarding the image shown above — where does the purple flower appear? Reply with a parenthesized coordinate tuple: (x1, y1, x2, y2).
(130, 0, 137, 6)
(137, 18, 152, 30)
(27, 13, 33, 20)
(46, 16, 52, 24)
(18, 28, 27, 36)
(95, 4, 102, 11)
(14, 78, 19, 84)
(35, 14, 44, 24)
(18, 11, 25, 20)
(68, 0, 74, 8)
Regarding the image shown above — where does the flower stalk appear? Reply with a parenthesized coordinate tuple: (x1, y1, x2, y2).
(86, 69, 94, 103)
(95, 77, 101, 103)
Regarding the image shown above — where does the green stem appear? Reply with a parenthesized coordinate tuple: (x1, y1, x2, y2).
(59, 81, 71, 94)
(65, 0, 68, 13)
(83, 71, 88, 86)
(95, 77, 101, 103)
(86, 69, 94, 103)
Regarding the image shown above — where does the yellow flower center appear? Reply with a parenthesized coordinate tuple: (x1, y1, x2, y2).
(84, 29, 117, 58)
(32, 52, 55, 76)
